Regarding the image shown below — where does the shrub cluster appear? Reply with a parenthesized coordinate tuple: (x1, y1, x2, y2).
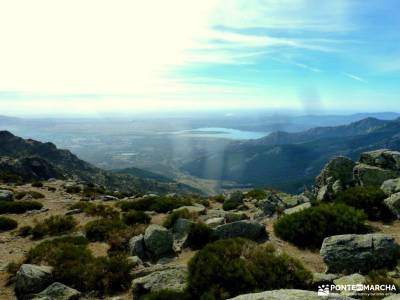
(69, 202, 119, 218)
(85, 218, 127, 242)
(273, 203, 368, 248)
(223, 191, 244, 211)
(335, 186, 395, 221)
(17, 225, 33, 237)
(31, 215, 77, 239)
(31, 181, 44, 188)
(26, 236, 133, 293)
(15, 191, 45, 200)
(163, 208, 192, 228)
(0, 172, 23, 184)
(0, 216, 18, 232)
(122, 210, 150, 225)
(119, 196, 192, 213)
(0, 201, 43, 214)
(246, 189, 268, 200)
(188, 238, 312, 299)
(186, 222, 215, 250)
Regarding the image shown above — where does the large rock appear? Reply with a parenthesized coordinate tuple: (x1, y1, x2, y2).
(131, 266, 187, 297)
(333, 273, 367, 298)
(228, 289, 354, 299)
(258, 193, 308, 216)
(316, 157, 355, 201)
(129, 234, 146, 259)
(144, 225, 173, 258)
(15, 264, 53, 295)
(353, 163, 397, 187)
(0, 189, 13, 201)
(283, 202, 311, 215)
(360, 150, 400, 171)
(214, 220, 267, 241)
(172, 204, 206, 215)
(172, 218, 194, 252)
(381, 178, 400, 196)
(320, 234, 400, 274)
(33, 282, 80, 300)
(384, 192, 400, 219)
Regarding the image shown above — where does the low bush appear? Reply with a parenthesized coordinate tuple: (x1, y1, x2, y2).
(223, 191, 244, 211)
(107, 225, 146, 253)
(65, 185, 81, 194)
(47, 186, 57, 192)
(122, 210, 151, 225)
(85, 218, 127, 242)
(15, 191, 45, 200)
(69, 202, 119, 218)
(212, 194, 226, 203)
(186, 222, 215, 250)
(246, 189, 267, 200)
(26, 236, 133, 293)
(0, 172, 23, 184)
(31, 215, 77, 239)
(273, 203, 368, 248)
(17, 225, 33, 237)
(335, 186, 395, 221)
(163, 208, 192, 228)
(188, 238, 312, 299)
(119, 196, 192, 213)
(0, 201, 43, 214)
(31, 181, 43, 188)
(0, 216, 18, 232)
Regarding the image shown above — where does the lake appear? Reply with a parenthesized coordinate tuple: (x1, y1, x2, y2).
(179, 127, 269, 140)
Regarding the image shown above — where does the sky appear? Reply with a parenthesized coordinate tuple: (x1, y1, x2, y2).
(0, 0, 399, 116)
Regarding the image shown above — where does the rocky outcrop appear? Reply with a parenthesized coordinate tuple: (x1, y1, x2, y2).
(214, 220, 267, 241)
(0, 189, 13, 201)
(129, 234, 146, 259)
(283, 202, 311, 215)
(33, 282, 81, 300)
(257, 193, 308, 216)
(359, 150, 400, 171)
(15, 264, 53, 295)
(320, 234, 400, 274)
(144, 225, 173, 258)
(228, 289, 354, 299)
(131, 266, 187, 297)
(172, 218, 194, 252)
(172, 204, 206, 215)
(316, 156, 355, 201)
(333, 274, 366, 298)
(381, 178, 400, 196)
(384, 192, 400, 219)
(353, 163, 397, 187)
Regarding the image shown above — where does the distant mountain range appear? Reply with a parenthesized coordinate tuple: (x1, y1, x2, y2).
(0, 131, 197, 194)
(182, 117, 400, 193)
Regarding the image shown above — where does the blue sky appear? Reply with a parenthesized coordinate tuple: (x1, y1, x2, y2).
(0, 0, 399, 115)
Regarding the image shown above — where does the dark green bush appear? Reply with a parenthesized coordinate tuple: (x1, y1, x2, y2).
(26, 236, 132, 293)
(0, 216, 18, 231)
(15, 191, 45, 200)
(123, 210, 151, 225)
(0, 172, 23, 184)
(0, 201, 43, 214)
(212, 194, 226, 204)
(119, 196, 192, 213)
(188, 238, 311, 299)
(17, 225, 33, 237)
(31, 181, 43, 188)
(246, 189, 267, 200)
(223, 191, 244, 211)
(31, 215, 77, 239)
(273, 203, 368, 248)
(65, 185, 81, 194)
(186, 222, 215, 250)
(335, 186, 395, 221)
(85, 218, 127, 242)
(163, 208, 192, 228)
(69, 202, 119, 218)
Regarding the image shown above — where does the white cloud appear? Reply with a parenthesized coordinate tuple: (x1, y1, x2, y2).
(343, 72, 367, 83)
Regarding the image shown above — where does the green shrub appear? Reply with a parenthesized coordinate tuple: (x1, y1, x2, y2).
(119, 196, 192, 213)
(31, 215, 77, 239)
(65, 185, 81, 194)
(15, 191, 45, 200)
(163, 208, 192, 228)
(31, 181, 43, 188)
(17, 225, 33, 237)
(26, 236, 132, 293)
(69, 202, 119, 218)
(188, 238, 311, 299)
(186, 222, 215, 250)
(246, 189, 267, 200)
(223, 191, 244, 211)
(0, 216, 18, 231)
(122, 210, 150, 225)
(335, 186, 395, 221)
(0, 172, 23, 184)
(212, 194, 226, 203)
(0, 201, 43, 214)
(107, 225, 146, 253)
(85, 218, 127, 242)
(273, 203, 368, 249)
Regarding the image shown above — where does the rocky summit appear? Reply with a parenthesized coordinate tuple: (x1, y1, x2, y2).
(1, 131, 400, 299)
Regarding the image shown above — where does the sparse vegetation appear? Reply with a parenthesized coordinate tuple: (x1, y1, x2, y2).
(17, 225, 33, 237)
(0, 201, 43, 214)
(15, 190, 45, 200)
(31, 215, 77, 239)
(188, 238, 312, 299)
(0, 216, 18, 231)
(335, 186, 395, 221)
(274, 203, 368, 248)
(122, 210, 151, 225)
(69, 202, 119, 218)
(118, 196, 192, 213)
